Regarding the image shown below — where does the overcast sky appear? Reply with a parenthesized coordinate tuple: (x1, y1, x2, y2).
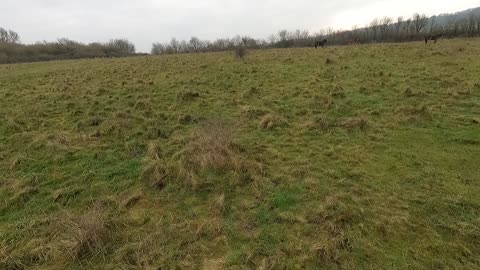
(2, 0, 479, 52)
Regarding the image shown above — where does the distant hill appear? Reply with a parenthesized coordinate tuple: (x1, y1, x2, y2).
(432, 7, 480, 27)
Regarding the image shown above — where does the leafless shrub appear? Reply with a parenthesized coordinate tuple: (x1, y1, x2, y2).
(234, 47, 248, 59)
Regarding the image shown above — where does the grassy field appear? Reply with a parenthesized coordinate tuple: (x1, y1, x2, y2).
(1, 38, 479, 269)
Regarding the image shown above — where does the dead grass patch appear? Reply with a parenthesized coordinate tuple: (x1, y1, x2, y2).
(240, 106, 270, 119)
(394, 104, 432, 122)
(340, 117, 368, 132)
(133, 99, 151, 110)
(52, 188, 82, 205)
(177, 120, 264, 189)
(304, 115, 334, 132)
(258, 114, 287, 130)
(210, 193, 226, 216)
(187, 121, 243, 172)
(87, 115, 103, 127)
(141, 141, 180, 190)
(5, 117, 24, 133)
(141, 160, 172, 190)
(178, 113, 194, 124)
(329, 84, 345, 98)
(177, 89, 200, 102)
(310, 194, 358, 264)
(120, 192, 144, 209)
(315, 95, 335, 111)
(56, 204, 113, 261)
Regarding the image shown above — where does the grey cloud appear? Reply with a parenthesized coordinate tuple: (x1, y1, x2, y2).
(1, 0, 478, 52)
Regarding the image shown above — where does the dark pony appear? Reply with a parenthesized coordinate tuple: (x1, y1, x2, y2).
(315, 39, 328, 48)
(425, 34, 443, 44)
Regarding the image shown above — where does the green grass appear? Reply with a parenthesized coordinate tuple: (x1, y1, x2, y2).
(1, 39, 480, 269)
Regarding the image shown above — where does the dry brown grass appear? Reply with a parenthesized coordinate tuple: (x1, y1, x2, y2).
(120, 193, 143, 209)
(310, 194, 357, 264)
(177, 89, 200, 102)
(240, 106, 270, 119)
(141, 160, 173, 190)
(187, 121, 243, 172)
(340, 117, 368, 132)
(57, 204, 112, 261)
(315, 95, 335, 111)
(141, 141, 183, 190)
(394, 104, 432, 121)
(258, 114, 287, 130)
(210, 193, 226, 216)
(304, 115, 333, 132)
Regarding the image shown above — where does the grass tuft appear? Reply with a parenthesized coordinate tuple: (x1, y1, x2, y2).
(177, 89, 200, 102)
(187, 120, 243, 172)
(57, 204, 113, 261)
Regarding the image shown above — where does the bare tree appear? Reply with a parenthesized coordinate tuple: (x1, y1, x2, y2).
(396, 16, 404, 35)
(278, 30, 288, 42)
(380, 17, 393, 39)
(370, 18, 380, 41)
(106, 39, 135, 54)
(170, 38, 179, 54)
(189, 37, 202, 52)
(151, 42, 165, 55)
(429, 16, 437, 33)
(0, 28, 7, 42)
(0, 27, 20, 43)
(413, 13, 429, 34)
(447, 17, 458, 36)
(404, 18, 412, 34)
(477, 15, 480, 35)
(467, 13, 476, 36)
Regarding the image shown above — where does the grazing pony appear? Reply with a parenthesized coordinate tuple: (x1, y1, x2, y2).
(315, 39, 328, 48)
(425, 34, 443, 44)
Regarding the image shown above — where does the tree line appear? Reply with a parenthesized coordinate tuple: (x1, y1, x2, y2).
(151, 9, 480, 55)
(1, 8, 479, 63)
(0, 27, 137, 64)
